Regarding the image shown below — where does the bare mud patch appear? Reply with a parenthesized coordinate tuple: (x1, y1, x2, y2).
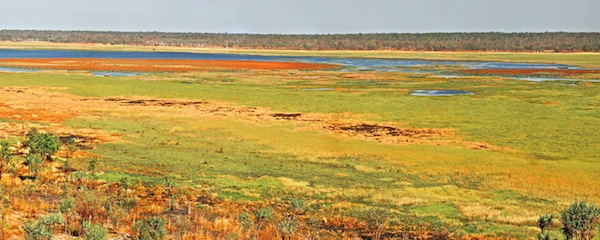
(101, 98, 207, 107)
(326, 123, 454, 144)
(270, 113, 303, 120)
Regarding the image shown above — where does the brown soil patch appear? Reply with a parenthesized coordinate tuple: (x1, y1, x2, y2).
(102, 97, 207, 107)
(270, 113, 303, 120)
(326, 123, 454, 144)
(0, 58, 337, 72)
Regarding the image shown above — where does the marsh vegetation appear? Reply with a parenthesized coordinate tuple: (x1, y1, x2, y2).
(0, 44, 599, 239)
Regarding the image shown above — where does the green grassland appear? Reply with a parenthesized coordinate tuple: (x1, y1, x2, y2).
(0, 51, 599, 237)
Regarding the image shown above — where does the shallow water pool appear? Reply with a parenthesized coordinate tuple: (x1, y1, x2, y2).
(411, 90, 474, 96)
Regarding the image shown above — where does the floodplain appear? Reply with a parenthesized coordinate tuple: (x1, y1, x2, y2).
(0, 42, 599, 239)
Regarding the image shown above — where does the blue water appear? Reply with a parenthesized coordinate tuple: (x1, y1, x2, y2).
(301, 88, 335, 91)
(0, 49, 583, 72)
(2, 49, 598, 83)
(411, 90, 474, 96)
(0, 67, 38, 72)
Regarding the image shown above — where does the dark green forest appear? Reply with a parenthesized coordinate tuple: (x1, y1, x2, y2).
(1, 30, 599, 52)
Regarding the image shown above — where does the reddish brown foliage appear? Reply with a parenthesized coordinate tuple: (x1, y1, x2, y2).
(0, 58, 337, 72)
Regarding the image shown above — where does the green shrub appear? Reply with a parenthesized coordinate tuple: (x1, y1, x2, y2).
(24, 154, 42, 179)
(254, 207, 274, 222)
(0, 141, 12, 180)
(59, 198, 74, 213)
(277, 215, 298, 239)
(289, 197, 306, 214)
(23, 213, 63, 240)
(358, 207, 391, 240)
(117, 196, 139, 211)
(82, 220, 108, 240)
(23, 220, 52, 240)
(58, 198, 75, 235)
(88, 158, 99, 175)
(536, 213, 554, 240)
(253, 207, 274, 239)
(133, 216, 167, 240)
(238, 211, 253, 239)
(26, 128, 60, 161)
(561, 201, 600, 240)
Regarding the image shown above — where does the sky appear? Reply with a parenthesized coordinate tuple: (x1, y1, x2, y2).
(1, 0, 599, 34)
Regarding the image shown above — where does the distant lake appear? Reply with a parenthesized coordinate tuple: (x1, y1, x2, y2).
(0, 49, 582, 72)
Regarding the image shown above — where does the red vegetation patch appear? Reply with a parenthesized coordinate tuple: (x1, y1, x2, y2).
(0, 102, 75, 123)
(0, 58, 337, 72)
(461, 68, 600, 75)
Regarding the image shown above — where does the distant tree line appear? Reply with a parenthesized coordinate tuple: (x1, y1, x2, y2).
(1, 30, 599, 52)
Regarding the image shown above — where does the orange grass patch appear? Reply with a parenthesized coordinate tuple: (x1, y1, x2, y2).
(0, 58, 337, 72)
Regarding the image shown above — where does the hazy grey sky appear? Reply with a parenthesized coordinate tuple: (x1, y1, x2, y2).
(1, 0, 598, 33)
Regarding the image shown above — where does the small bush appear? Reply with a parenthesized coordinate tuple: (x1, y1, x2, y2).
(82, 220, 108, 240)
(277, 215, 298, 240)
(59, 198, 74, 213)
(88, 158, 99, 175)
(58, 198, 75, 235)
(0, 141, 12, 179)
(25, 154, 43, 179)
(561, 201, 600, 240)
(173, 216, 191, 240)
(536, 213, 554, 240)
(133, 216, 167, 240)
(238, 211, 253, 239)
(358, 207, 391, 240)
(26, 128, 60, 161)
(289, 197, 306, 214)
(23, 220, 52, 240)
(255, 207, 274, 222)
(23, 213, 63, 240)
(253, 207, 274, 239)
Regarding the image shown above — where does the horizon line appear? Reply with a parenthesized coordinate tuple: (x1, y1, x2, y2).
(2, 29, 599, 35)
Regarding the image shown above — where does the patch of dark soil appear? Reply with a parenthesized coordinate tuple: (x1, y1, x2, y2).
(104, 97, 127, 102)
(123, 99, 159, 106)
(55, 165, 78, 173)
(196, 194, 222, 205)
(271, 113, 302, 120)
(328, 123, 447, 139)
(103, 98, 207, 107)
(3, 88, 25, 93)
(59, 134, 99, 150)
